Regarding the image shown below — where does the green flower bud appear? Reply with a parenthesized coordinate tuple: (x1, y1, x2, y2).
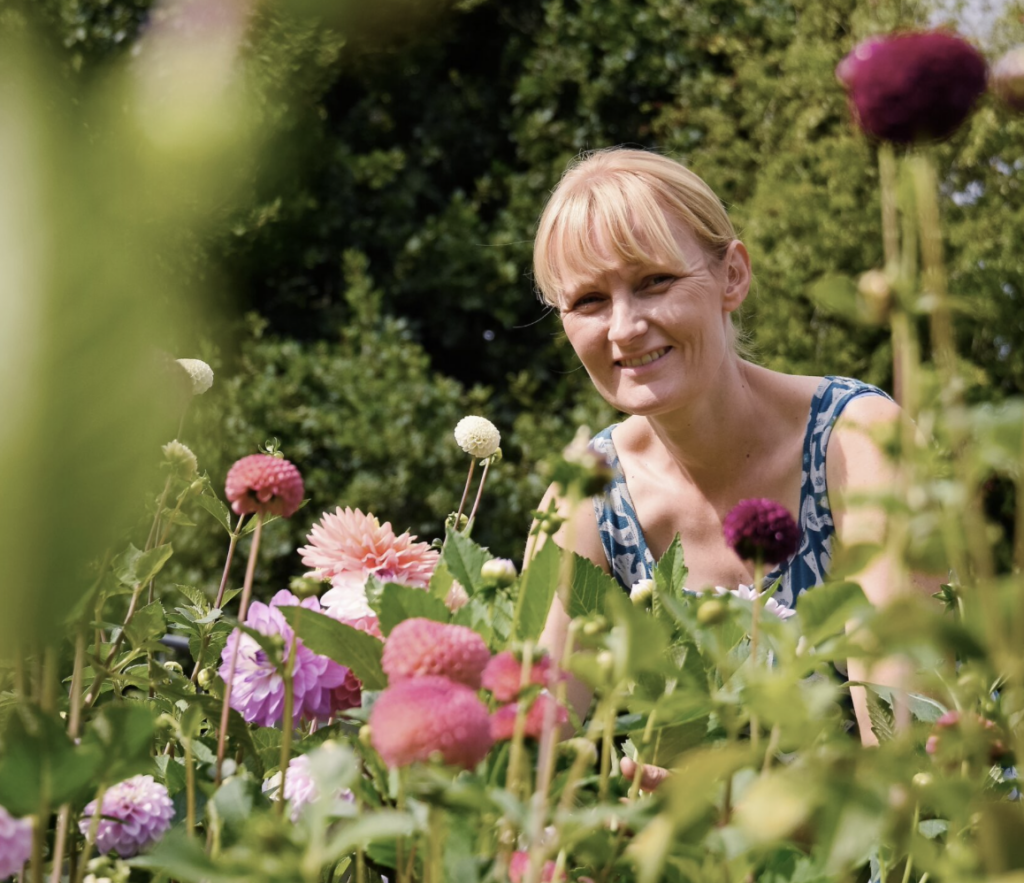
(697, 600, 728, 626)
(481, 558, 517, 588)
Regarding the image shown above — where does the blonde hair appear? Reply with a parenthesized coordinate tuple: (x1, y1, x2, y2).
(533, 148, 737, 309)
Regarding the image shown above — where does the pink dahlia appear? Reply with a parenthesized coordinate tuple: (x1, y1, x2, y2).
(490, 693, 569, 742)
(78, 775, 174, 857)
(299, 507, 438, 595)
(509, 851, 563, 882)
(837, 30, 987, 143)
(219, 590, 350, 727)
(382, 618, 491, 689)
(0, 806, 31, 878)
(369, 675, 493, 768)
(225, 454, 304, 518)
(482, 651, 555, 702)
(263, 753, 354, 822)
(723, 499, 800, 566)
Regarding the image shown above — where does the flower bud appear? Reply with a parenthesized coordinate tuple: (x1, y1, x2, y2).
(162, 439, 198, 479)
(596, 650, 615, 676)
(446, 512, 469, 532)
(162, 661, 184, 677)
(481, 558, 517, 588)
(912, 772, 933, 790)
(560, 737, 598, 765)
(197, 668, 216, 691)
(993, 46, 1024, 112)
(454, 416, 501, 458)
(176, 358, 214, 396)
(581, 616, 608, 637)
(359, 724, 373, 747)
(629, 578, 654, 608)
(697, 599, 728, 626)
(858, 269, 892, 319)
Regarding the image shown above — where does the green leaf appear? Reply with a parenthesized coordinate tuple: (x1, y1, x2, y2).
(129, 830, 252, 882)
(194, 492, 233, 533)
(856, 683, 947, 723)
(176, 585, 211, 611)
(443, 530, 490, 596)
(250, 727, 283, 774)
(511, 540, 560, 643)
(280, 606, 387, 690)
(428, 558, 455, 602)
(124, 601, 167, 650)
(0, 707, 78, 815)
(605, 589, 672, 677)
(652, 534, 687, 598)
(113, 543, 174, 588)
(808, 273, 861, 322)
(663, 743, 752, 830)
(377, 583, 450, 636)
(796, 581, 871, 645)
(567, 553, 614, 618)
(323, 811, 417, 865)
(154, 754, 188, 796)
(865, 690, 895, 743)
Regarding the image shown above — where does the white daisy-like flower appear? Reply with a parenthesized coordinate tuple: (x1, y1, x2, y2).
(176, 358, 214, 396)
(161, 439, 198, 478)
(629, 578, 655, 607)
(454, 416, 500, 458)
(714, 584, 795, 620)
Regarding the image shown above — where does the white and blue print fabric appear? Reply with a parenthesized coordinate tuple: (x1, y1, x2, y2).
(590, 375, 893, 605)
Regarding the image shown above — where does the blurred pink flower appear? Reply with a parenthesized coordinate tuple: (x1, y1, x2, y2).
(0, 806, 31, 878)
(508, 851, 563, 882)
(225, 454, 304, 518)
(219, 590, 350, 726)
(490, 693, 568, 742)
(482, 651, 555, 702)
(382, 618, 491, 689)
(299, 508, 438, 602)
(78, 775, 174, 857)
(369, 675, 492, 768)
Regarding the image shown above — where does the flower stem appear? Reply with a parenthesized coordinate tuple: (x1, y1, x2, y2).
(454, 459, 476, 527)
(145, 475, 174, 553)
(185, 736, 197, 835)
(216, 515, 264, 785)
(71, 783, 107, 883)
(749, 559, 764, 752)
(464, 459, 492, 536)
(505, 640, 535, 800)
(191, 513, 245, 685)
(277, 634, 298, 818)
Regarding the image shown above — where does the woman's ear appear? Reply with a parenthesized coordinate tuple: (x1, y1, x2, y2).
(721, 240, 751, 313)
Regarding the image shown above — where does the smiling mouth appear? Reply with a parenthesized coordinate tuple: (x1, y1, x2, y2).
(617, 347, 671, 368)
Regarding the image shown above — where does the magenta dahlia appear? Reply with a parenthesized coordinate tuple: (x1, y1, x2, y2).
(482, 650, 554, 703)
(993, 46, 1024, 112)
(219, 590, 351, 726)
(78, 775, 174, 858)
(490, 693, 569, 742)
(382, 618, 491, 689)
(369, 675, 493, 768)
(837, 30, 988, 143)
(723, 499, 800, 566)
(225, 454, 304, 518)
(509, 851, 564, 883)
(0, 806, 31, 878)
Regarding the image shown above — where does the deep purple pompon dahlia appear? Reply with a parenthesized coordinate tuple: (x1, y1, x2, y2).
(837, 30, 988, 144)
(723, 498, 800, 566)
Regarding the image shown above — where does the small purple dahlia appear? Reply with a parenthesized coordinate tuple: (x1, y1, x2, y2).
(0, 806, 32, 878)
(723, 499, 800, 566)
(78, 775, 174, 858)
(837, 30, 988, 144)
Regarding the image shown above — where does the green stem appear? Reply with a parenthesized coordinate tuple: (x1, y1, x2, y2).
(900, 803, 920, 883)
(749, 559, 763, 752)
(192, 513, 245, 685)
(185, 737, 197, 835)
(505, 640, 536, 800)
(454, 459, 476, 527)
(464, 459, 492, 535)
(72, 783, 107, 883)
(277, 634, 298, 817)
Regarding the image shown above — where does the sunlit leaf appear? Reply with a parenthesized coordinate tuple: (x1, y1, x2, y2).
(281, 606, 386, 690)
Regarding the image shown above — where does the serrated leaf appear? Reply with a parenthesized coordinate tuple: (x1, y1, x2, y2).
(377, 583, 450, 636)
(443, 530, 490, 595)
(124, 601, 167, 650)
(796, 581, 871, 645)
(194, 493, 233, 533)
(857, 683, 947, 723)
(865, 689, 896, 743)
(512, 540, 560, 643)
(250, 727, 283, 773)
(280, 607, 386, 690)
(176, 585, 210, 610)
(653, 535, 687, 598)
(428, 559, 455, 602)
(567, 553, 614, 617)
(154, 754, 188, 796)
(113, 543, 173, 587)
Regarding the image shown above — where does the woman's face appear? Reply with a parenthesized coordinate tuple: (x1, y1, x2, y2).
(558, 214, 748, 417)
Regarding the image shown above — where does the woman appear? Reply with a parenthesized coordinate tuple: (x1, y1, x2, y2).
(532, 147, 908, 751)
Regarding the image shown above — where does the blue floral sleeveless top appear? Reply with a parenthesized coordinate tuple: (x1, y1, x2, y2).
(591, 376, 892, 608)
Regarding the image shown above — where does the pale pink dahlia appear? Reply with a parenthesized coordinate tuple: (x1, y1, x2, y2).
(219, 590, 350, 726)
(225, 454, 304, 518)
(369, 676, 493, 768)
(382, 618, 491, 689)
(490, 693, 569, 742)
(0, 806, 32, 878)
(262, 753, 354, 822)
(508, 850, 563, 882)
(78, 775, 174, 858)
(482, 651, 555, 702)
(299, 507, 438, 593)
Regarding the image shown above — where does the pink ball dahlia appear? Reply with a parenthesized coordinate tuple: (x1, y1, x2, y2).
(219, 590, 351, 727)
(225, 454, 304, 518)
(0, 806, 32, 878)
(369, 675, 493, 768)
(299, 507, 438, 592)
(382, 618, 491, 689)
(993, 46, 1024, 112)
(836, 30, 988, 144)
(508, 851, 563, 882)
(490, 693, 569, 742)
(482, 651, 555, 703)
(78, 775, 174, 858)
(723, 499, 800, 566)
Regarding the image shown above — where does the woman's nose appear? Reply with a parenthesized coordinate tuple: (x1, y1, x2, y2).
(608, 296, 648, 343)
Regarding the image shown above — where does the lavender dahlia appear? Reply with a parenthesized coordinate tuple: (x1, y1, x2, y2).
(837, 30, 987, 143)
(0, 806, 31, 878)
(723, 499, 799, 566)
(78, 775, 174, 858)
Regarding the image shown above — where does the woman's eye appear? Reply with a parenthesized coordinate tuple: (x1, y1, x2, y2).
(643, 274, 675, 288)
(569, 293, 602, 310)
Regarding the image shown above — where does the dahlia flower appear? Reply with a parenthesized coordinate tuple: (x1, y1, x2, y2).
(261, 753, 354, 822)
(481, 558, 518, 588)
(219, 590, 351, 726)
(299, 508, 438, 603)
(369, 675, 493, 768)
(509, 851, 563, 882)
(490, 693, 568, 742)
(454, 416, 501, 458)
(722, 499, 800, 566)
(382, 618, 491, 689)
(175, 358, 214, 395)
(482, 651, 554, 703)
(993, 46, 1024, 112)
(713, 585, 796, 621)
(445, 580, 470, 612)
(0, 806, 32, 878)
(78, 775, 174, 858)
(161, 439, 198, 478)
(225, 454, 304, 518)
(836, 30, 987, 143)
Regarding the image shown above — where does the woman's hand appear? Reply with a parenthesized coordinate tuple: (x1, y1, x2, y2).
(619, 756, 670, 791)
